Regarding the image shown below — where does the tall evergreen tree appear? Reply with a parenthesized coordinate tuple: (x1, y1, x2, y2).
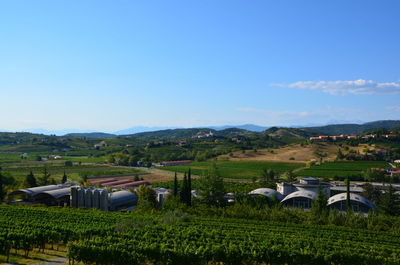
(311, 186, 329, 217)
(0, 169, 4, 202)
(180, 173, 188, 204)
(187, 168, 192, 206)
(61, 170, 68, 184)
(25, 171, 37, 188)
(38, 167, 51, 186)
(173, 172, 178, 197)
(345, 176, 351, 211)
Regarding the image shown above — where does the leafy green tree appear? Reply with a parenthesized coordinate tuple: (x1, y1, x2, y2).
(379, 185, 400, 216)
(0, 169, 15, 202)
(285, 170, 296, 182)
(311, 186, 329, 217)
(25, 171, 37, 187)
(364, 168, 385, 182)
(128, 155, 138, 166)
(260, 168, 276, 185)
(361, 183, 381, 204)
(137, 184, 157, 208)
(107, 154, 116, 164)
(198, 164, 226, 206)
(38, 167, 51, 186)
(336, 148, 345, 160)
(80, 174, 88, 185)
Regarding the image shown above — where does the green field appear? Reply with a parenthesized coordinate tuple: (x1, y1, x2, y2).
(1, 162, 144, 182)
(296, 161, 390, 178)
(164, 161, 305, 179)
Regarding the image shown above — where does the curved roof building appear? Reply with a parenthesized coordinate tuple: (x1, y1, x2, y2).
(328, 193, 376, 213)
(108, 190, 138, 211)
(9, 185, 65, 201)
(281, 190, 317, 209)
(33, 187, 73, 206)
(249, 188, 284, 201)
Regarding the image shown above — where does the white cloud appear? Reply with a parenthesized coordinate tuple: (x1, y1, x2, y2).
(236, 106, 378, 126)
(273, 79, 400, 95)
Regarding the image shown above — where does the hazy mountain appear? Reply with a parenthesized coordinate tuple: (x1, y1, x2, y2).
(113, 126, 181, 135)
(6, 120, 400, 138)
(64, 132, 117, 138)
(209, 124, 269, 132)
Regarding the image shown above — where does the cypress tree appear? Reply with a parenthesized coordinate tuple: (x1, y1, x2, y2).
(180, 173, 188, 204)
(26, 171, 37, 187)
(187, 168, 192, 206)
(61, 170, 68, 184)
(0, 170, 4, 202)
(346, 176, 351, 211)
(38, 167, 50, 186)
(173, 172, 178, 197)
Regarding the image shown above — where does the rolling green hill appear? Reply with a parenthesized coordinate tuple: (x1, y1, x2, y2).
(305, 120, 400, 135)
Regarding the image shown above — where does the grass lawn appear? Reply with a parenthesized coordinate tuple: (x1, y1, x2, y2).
(163, 161, 304, 180)
(295, 161, 390, 178)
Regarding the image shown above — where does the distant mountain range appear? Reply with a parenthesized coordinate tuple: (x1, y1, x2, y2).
(2, 120, 399, 139)
(64, 132, 118, 138)
(208, 124, 268, 132)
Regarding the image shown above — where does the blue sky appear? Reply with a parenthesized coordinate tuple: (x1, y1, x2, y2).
(0, 0, 399, 132)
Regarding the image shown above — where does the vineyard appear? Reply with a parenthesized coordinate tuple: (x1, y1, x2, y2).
(164, 161, 305, 180)
(295, 161, 390, 178)
(1, 206, 400, 264)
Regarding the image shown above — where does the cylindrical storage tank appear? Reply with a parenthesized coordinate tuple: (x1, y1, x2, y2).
(71, 186, 78, 207)
(99, 189, 109, 211)
(93, 189, 100, 209)
(84, 189, 93, 208)
(77, 188, 85, 208)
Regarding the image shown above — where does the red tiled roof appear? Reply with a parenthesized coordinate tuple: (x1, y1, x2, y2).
(111, 180, 150, 188)
(102, 179, 132, 187)
(89, 178, 116, 185)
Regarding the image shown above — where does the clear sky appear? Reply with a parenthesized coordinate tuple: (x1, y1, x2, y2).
(0, 0, 399, 132)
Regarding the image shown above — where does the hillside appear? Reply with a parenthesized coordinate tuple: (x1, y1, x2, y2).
(64, 132, 117, 138)
(217, 142, 376, 163)
(125, 127, 256, 140)
(305, 120, 400, 135)
(263, 127, 317, 138)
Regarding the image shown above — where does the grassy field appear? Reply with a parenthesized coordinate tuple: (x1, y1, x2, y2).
(1, 162, 145, 183)
(163, 161, 305, 180)
(295, 161, 390, 178)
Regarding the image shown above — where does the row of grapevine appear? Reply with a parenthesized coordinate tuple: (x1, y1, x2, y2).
(1, 205, 400, 264)
(68, 221, 400, 265)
